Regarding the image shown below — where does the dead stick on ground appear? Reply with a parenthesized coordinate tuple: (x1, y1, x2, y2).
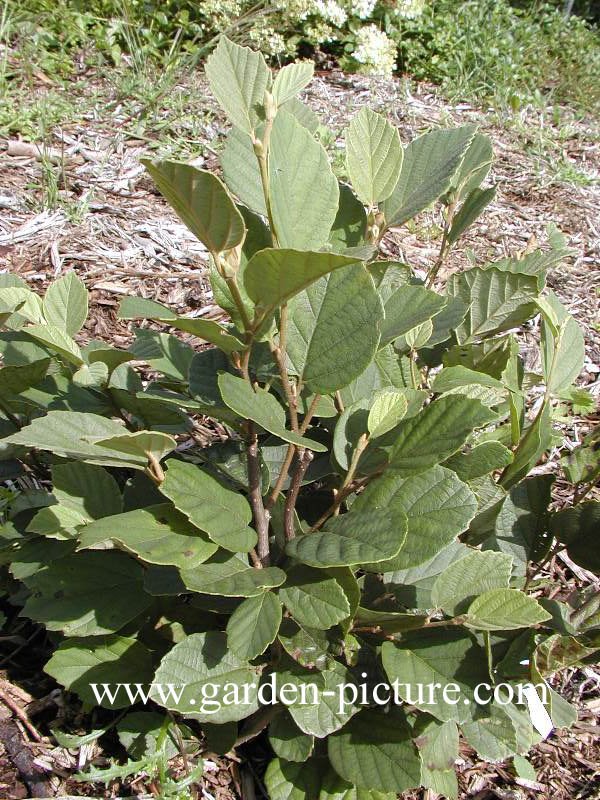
(0, 690, 42, 742)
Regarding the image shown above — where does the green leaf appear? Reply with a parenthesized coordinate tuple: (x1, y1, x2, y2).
(269, 111, 338, 251)
(264, 757, 322, 800)
(286, 265, 384, 394)
(218, 373, 327, 451)
(22, 551, 152, 636)
(278, 619, 340, 670)
(489, 474, 555, 576)
(44, 635, 153, 709)
(448, 267, 539, 343)
(281, 97, 320, 134)
(244, 248, 358, 322)
(443, 441, 513, 482)
(269, 713, 314, 763)
(550, 501, 600, 573)
(447, 186, 496, 246)
(181, 552, 286, 596)
(205, 36, 271, 134)
(432, 365, 504, 394)
(221, 127, 267, 216)
(382, 630, 490, 722)
(417, 718, 459, 800)
(226, 591, 282, 660)
(500, 401, 552, 490)
(285, 660, 360, 737)
(285, 509, 407, 568)
(52, 461, 122, 522)
(0, 358, 50, 397)
(78, 504, 218, 568)
(450, 132, 493, 198)
(383, 541, 471, 609)
(117, 296, 176, 320)
(345, 108, 403, 206)
(280, 565, 350, 630)
(379, 285, 446, 348)
(72, 361, 109, 388)
(539, 292, 585, 395)
(319, 769, 395, 800)
(329, 183, 368, 251)
(43, 271, 88, 336)
(130, 328, 195, 381)
(141, 161, 245, 254)
(3, 411, 158, 469)
(465, 588, 551, 630)
(152, 631, 261, 722)
(328, 710, 421, 793)
(117, 712, 183, 759)
(159, 459, 256, 553)
(273, 61, 314, 106)
(431, 550, 513, 616)
(23, 324, 83, 366)
(387, 395, 497, 473)
(382, 126, 475, 228)
(203, 721, 238, 755)
(367, 390, 407, 438)
(460, 705, 519, 762)
(356, 465, 476, 571)
(91, 430, 177, 464)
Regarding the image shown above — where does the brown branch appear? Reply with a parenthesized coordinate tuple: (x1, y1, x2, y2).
(247, 424, 270, 566)
(265, 443, 294, 511)
(284, 448, 313, 542)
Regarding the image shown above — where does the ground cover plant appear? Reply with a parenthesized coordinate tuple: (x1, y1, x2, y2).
(0, 37, 599, 799)
(3, 0, 600, 115)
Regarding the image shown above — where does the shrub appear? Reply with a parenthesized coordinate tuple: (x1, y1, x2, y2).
(1, 38, 598, 798)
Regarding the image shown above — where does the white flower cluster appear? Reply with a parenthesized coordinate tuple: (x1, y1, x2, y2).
(313, 0, 348, 27)
(353, 24, 397, 77)
(349, 0, 377, 19)
(392, 0, 426, 19)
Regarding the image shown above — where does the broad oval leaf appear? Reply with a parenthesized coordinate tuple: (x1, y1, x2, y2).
(152, 630, 261, 722)
(205, 36, 271, 134)
(382, 630, 490, 723)
(355, 465, 477, 571)
(218, 372, 327, 452)
(379, 284, 446, 349)
(382, 126, 475, 228)
(345, 107, 403, 206)
(43, 271, 88, 336)
(268, 713, 314, 763)
(286, 264, 384, 394)
(280, 565, 350, 630)
(22, 551, 152, 637)
(431, 550, 513, 616)
(77, 504, 218, 569)
(226, 591, 282, 660)
(328, 709, 421, 793)
(141, 160, 245, 255)
(44, 635, 153, 709)
(244, 248, 359, 322)
(465, 588, 551, 631)
(388, 395, 497, 474)
(269, 110, 339, 250)
(180, 552, 286, 597)
(285, 509, 407, 568)
(159, 459, 256, 553)
(272, 61, 314, 106)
